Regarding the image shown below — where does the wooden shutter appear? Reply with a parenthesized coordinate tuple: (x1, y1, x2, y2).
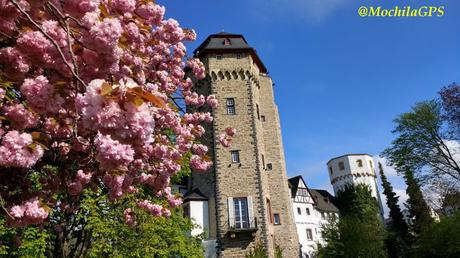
(228, 197, 235, 228)
(247, 196, 255, 228)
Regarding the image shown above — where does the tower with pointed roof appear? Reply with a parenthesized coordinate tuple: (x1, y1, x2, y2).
(185, 32, 299, 257)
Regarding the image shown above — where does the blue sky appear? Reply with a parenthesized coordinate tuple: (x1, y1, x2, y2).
(164, 0, 460, 210)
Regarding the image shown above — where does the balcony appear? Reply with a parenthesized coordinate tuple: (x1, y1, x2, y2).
(226, 217, 258, 239)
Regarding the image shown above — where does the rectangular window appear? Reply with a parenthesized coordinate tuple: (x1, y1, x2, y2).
(226, 98, 235, 115)
(233, 197, 249, 229)
(338, 161, 345, 170)
(216, 55, 222, 60)
(261, 115, 266, 122)
(273, 213, 280, 225)
(266, 163, 273, 170)
(231, 151, 240, 163)
(306, 208, 310, 216)
(267, 198, 273, 224)
(306, 229, 313, 241)
(297, 207, 301, 215)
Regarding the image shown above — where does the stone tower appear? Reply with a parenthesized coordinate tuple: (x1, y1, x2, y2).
(327, 154, 384, 218)
(189, 32, 299, 258)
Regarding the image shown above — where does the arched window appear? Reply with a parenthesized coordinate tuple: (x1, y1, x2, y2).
(357, 159, 363, 167)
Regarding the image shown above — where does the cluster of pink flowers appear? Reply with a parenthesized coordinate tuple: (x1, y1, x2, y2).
(9, 198, 49, 227)
(219, 127, 237, 148)
(0, 131, 44, 168)
(0, 0, 234, 227)
(2, 104, 38, 130)
(123, 208, 137, 228)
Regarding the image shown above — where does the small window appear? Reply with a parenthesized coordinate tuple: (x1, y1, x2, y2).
(273, 213, 280, 225)
(261, 115, 266, 122)
(236, 53, 242, 59)
(369, 160, 373, 168)
(216, 55, 223, 60)
(223, 38, 231, 45)
(357, 159, 363, 167)
(297, 207, 301, 215)
(266, 163, 273, 170)
(306, 208, 310, 216)
(231, 151, 240, 163)
(306, 229, 313, 241)
(338, 162, 345, 170)
(226, 98, 235, 115)
(329, 167, 333, 174)
(256, 104, 260, 120)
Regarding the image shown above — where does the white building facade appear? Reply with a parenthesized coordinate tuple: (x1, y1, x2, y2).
(289, 176, 339, 258)
(327, 154, 384, 218)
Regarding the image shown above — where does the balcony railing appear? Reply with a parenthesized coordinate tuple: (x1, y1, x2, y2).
(227, 216, 258, 233)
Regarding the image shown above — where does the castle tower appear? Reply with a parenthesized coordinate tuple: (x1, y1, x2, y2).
(327, 154, 384, 217)
(189, 32, 299, 258)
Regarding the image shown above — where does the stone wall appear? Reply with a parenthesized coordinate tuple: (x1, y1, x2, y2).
(192, 52, 299, 258)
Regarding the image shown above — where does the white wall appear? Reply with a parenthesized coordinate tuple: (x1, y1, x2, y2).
(327, 154, 384, 217)
(189, 200, 210, 237)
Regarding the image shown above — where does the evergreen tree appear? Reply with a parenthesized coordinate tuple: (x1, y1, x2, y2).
(317, 184, 388, 258)
(378, 162, 409, 236)
(378, 162, 410, 258)
(404, 170, 433, 234)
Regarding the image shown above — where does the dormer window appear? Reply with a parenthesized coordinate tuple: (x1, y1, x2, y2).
(223, 38, 231, 45)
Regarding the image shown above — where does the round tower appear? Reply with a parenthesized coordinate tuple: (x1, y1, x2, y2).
(327, 154, 384, 216)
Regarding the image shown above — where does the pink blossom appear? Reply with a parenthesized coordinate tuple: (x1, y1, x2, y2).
(95, 133, 134, 170)
(186, 58, 205, 79)
(0, 47, 30, 79)
(123, 208, 137, 227)
(111, 0, 136, 13)
(76, 170, 92, 185)
(86, 18, 122, 49)
(190, 155, 211, 172)
(206, 95, 218, 108)
(225, 127, 236, 137)
(137, 200, 163, 216)
(9, 198, 48, 227)
(218, 133, 232, 148)
(192, 144, 208, 156)
(2, 104, 39, 130)
(0, 131, 43, 168)
(136, 3, 165, 25)
(20, 76, 64, 114)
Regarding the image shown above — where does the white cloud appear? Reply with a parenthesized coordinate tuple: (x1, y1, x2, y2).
(374, 156, 398, 177)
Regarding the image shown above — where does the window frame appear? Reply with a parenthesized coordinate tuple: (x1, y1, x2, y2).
(306, 229, 313, 241)
(231, 150, 240, 163)
(338, 161, 345, 171)
(273, 213, 281, 225)
(233, 197, 249, 229)
(226, 98, 236, 115)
